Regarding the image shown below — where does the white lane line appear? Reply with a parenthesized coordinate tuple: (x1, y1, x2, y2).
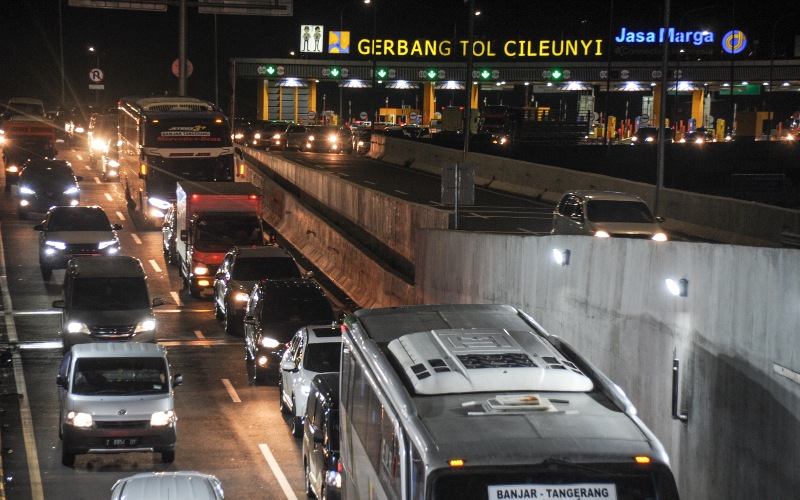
(104, 193, 113, 202)
(131, 234, 142, 244)
(149, 259, 162, 273)
(195, 330, 210, 349)
(116, 211, 126, 221)
(259, 444, 299, 500)
(364, 180, 377, 185)
(0, 223, 45, 500)
(84, 164, 91, 170)
(221, 379, 241, 402)
(76, 154, 84, 160)
(394, 190, 408, 195)
(94, 177, 101, 184)
(516, 228, 537, 234)
(170, 291, 182, 306)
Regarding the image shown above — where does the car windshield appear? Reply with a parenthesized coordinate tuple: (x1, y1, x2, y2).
(71, 277, 150, 310)
(23, 167, 74, 185)
(232, 257, 301, 281)
(302, 342, 342, 373)
(71, 357, 168, 395)
(194, 217, 262, 252)
(49, 209, 111, 231)
(586, 200, 656, 223)
(260, 296, 334, 323)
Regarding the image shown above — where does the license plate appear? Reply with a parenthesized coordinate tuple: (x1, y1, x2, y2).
(488, 484, 617, 500)
(104, 437, 139, 447)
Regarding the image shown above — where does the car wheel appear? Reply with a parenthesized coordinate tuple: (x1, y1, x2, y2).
(291, 397, 303, 437)
(41, 264, 52, 281)
(279, 379, 289, 414)
(305, 460, 316, 498)
(214, 298, 224, 321)
(61, 448, 75, 467)
(190, 282, 202, 299)
(161, 450, 175, 463)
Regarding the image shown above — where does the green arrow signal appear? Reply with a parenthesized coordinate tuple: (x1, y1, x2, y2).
(330, 68, 340, 77)
(377, 68, 387, 78)
(480, 69, 491, 80)
(266, 66, 276, 75)
(427, 70, 437, 79)
(552, 69, 562, 79)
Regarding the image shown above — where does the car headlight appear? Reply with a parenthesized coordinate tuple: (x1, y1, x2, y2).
(66, 322, 90, 334)
(63, 186, 79, 195)
(107, 159, 120, 168)
(592, 230, 611, 238)
(19, 186, 35, 195)
(272, 133, 281, 140)
(328, 134, 337, 143)
(308, 135, 315, 141)
(651, 232, 668, 242)
(45, 240, 67, 250)
(7, 165, 20, 173)
(193, 264, 209, 275)
(234, 132, 244, 140)
(234, 292, 250, 302)
(98, 240, 118, 250)
(260, 337, 281, 349)
(135, 319, 156, 333)
(150, 409, 176, 426)
(74, 126, 85, 134)
(254, 133, 261, 139)
(66, 411, 93, 428)
(148, 197, 173, 210)
(90, 139, 105, 150)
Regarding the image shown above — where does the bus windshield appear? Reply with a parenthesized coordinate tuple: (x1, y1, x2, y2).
(145, 121, 232, 148)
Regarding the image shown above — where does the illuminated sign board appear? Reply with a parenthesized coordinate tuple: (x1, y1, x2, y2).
(354, 38, 604, 58)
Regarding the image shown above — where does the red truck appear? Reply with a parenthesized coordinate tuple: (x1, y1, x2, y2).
(175, 181, 266, 298)
(1, 98, 56, 191)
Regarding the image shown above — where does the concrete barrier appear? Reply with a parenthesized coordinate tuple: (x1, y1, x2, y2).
(414, 230, 800, 499)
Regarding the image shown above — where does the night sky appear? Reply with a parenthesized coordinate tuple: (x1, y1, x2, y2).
(0, 0, 794, 118)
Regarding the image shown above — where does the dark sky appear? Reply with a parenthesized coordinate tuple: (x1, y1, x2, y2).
(0, 0, 793, 117)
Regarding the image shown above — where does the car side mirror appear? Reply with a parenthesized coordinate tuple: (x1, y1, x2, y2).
(75, 176, 84, 182)
(281, 360, 297, 372)
(312, 426, 324, 444)
(172, 373, 183, 387)
(56, 375, 68, 388)
(112, 223, 123, 231)
(152, 297, 164, 307)
(304, 270, 315, 280)
(52, 299, 65, 308)
(656, 216, 666, 223)
(180, 230, 188, 242)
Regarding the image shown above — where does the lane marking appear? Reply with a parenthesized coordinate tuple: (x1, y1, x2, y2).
(84, 165, 91, 170)
(170, 291, 182, 306)
(158, 339, 242, 347)
(94, 177, 101, 184)
(195, 329, 210, 349)
(116, 211, 126, 221)
(222, 378, 241, 402)
(394, 190, 408, 195)
(259, 443, 299, 500)
(131, 234, 142, 244)
(0, 223, 46, 500)
(364, 180, 377, 185)
(76, 154, 84, 160)
(104, 193, 113, 202)
(149, 259, 162, 273)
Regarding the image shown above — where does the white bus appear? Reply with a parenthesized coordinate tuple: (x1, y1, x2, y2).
(339, 304, 680, 500)
(118, 96, 237, 229)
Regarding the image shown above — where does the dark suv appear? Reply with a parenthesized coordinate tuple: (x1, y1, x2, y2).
(213, 246, 308, 336)
(18, 159, 83, 219)
(243, 279, 336, 384)
(302, 373, 341, 500)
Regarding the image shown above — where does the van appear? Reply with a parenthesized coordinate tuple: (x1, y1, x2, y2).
(302, 373, 341, 500)
(110, 471, 224, 499)
(52, 256, 164, 352)
(57, 342, 182, 466)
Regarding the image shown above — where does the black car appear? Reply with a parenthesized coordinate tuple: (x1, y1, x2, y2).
(232, 118, 250, 145)
(246, 120, 292, 149)
(243, 279, 337, 384)
(302, 373, 341, 500)
(18, 159, 83, 220)
(213, 245, 307, 336)
(632, 127, 675, 144)
(306, 125, 348, 153)
(34, 206, 122, 280)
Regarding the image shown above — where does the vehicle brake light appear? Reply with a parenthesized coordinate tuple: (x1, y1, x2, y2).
(191, 194, 201, 201)
(140, 163, 147, 175)
(249, 195, 258, 200)
(634, 456, 651, 464)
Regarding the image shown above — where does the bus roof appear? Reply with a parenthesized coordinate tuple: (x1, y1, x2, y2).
(119, 96, 220, 115)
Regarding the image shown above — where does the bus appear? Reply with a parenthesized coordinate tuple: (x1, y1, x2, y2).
(118, 96, 236, 229)
(340, 304, 680, 500)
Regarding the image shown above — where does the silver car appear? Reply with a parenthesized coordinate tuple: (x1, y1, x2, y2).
(551, 190, 668, 240)
(111, 471, 224, 499)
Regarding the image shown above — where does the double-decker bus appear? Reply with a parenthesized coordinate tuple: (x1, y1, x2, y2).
(340, 304, 680, 500)
(118, 96, 236, 228)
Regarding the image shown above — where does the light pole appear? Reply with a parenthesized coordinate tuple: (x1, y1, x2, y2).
(366, 0, 378, 130)
(767, 12, 800, 140)
(88, 46, 101, 108)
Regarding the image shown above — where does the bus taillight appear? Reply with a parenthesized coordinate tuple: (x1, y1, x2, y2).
(140, 164, 147, 175)
(239, 163, 246, 176)
(634, 456, 651, 464)
(248, 194, 258, 200)
(448, 459, 465, 467)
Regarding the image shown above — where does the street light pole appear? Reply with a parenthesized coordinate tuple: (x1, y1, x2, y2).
(462, 0, 476, 160)
(368, 0, 378, 131)
(88, 46, 101, 107)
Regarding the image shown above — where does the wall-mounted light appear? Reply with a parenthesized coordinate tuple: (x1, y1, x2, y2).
(666, 278, 688, 297)
(552, 249, 570, 266)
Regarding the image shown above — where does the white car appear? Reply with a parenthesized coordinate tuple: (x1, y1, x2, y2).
(279, 324, 341, 437)
(111, 471, 224, 499)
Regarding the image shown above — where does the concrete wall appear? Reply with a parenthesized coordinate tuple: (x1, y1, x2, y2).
(414, 231, 800, 499)
(372, 136, 800, 247)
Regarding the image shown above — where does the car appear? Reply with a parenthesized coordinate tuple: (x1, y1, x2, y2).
(231, 118, 250, 145)
(17, 159, 83, 220)
(337, 127, 353, 153)
(278, 123, 309, 150)
(100, 138, 121, 181)
(110, 471, 225, 500)
(679, 129, 715, 143)
(57, 342, 181, 467)
(302, 373, 342, 500)
(243, 279, 337, 385)
(246, 120, 292, 149)
(34, 205, 123, 280)
(213, 245, 308, 336)
(352, 130, 371, 154)
(52, 256, 164, 352)
(631, 126, 675, 144)
(87, 112, 117, 167)
(551, 190, 668, 240)
(305, 125, 348, 153)
(279, 324, 341, 436)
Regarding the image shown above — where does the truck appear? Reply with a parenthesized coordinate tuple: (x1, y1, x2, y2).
(479, 105, 591, 145)
(1, 98, 56, 191)
(440, 106, 479, 133)
(175, 181, 266, 298)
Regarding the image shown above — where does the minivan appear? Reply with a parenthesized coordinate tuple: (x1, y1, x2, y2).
(53, 256, 164, 352)
(57, 342, 182, 466)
